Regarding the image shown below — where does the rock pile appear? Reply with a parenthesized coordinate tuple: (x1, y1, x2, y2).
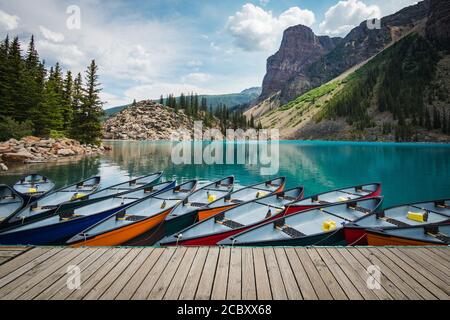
(0, 136, 110, 170)
(103, 101, 194, 140)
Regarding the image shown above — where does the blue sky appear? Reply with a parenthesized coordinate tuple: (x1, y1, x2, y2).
(0, 0, 418, 108)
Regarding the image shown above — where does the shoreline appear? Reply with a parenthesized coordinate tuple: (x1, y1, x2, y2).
(0, 136, 111, 173)
(102, 139, 450, 146)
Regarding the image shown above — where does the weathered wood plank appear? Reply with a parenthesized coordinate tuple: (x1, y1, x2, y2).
(294, 248, 331, 300)
(17, 248, 98, 300)
(66, 249, 129, 300)
(164, 248, 198, 300)
(306, 248, 347, 300)
(273, 248, 302, 300)
(358, 248, 424, 300)
(339, 248, 393, 300)
(399, 248, 449, 284)
(284, 248, 317, 300)
(317, 248, 364, 300)
(264, 248, 287, 300)
(227, 248, 242, 300)
(132, 247, 176, 300)
(195, 247, 220, 300)
(84, 248, 143, 300)
(1, 248, 85, 300)
(115, 248, 164, 300)
(369, 248, 438, 300)
(347, 248, 406, 300)
(241, 248, 256, 301)
(211, 248, 231, 300)
(148, 247, 188, 300)
(35, 248, 109, 300)
(0, 247, 445, 301)
(429, 248, 450, 262)
(50, 249, 116, 300)
(324, 248, 378, 300)
(253, 248, 272, 300)
(178, 247, 209, 300)
(99, 248, 153, 300)
(383, 248, 449, 300)
(0, 248, 67, 297)
(0, 248, 56, 282)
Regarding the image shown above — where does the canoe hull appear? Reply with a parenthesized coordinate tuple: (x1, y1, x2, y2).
(71, 208, 173, 247)
(197, 205, 236, 222)
(366, 232, 447, 246)
(0, 206, 126, 246)
(197, 184, 286, 222)
(285, 185, 382, 215)
(164, 210, 199, 237)
(343, 226, 369, 246)
(222, 229, 347, 247)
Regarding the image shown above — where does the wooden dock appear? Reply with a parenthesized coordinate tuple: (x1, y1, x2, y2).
(0, 247, 448, 300)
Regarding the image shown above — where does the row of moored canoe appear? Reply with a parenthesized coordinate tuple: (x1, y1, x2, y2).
(0, 173, 449, 247)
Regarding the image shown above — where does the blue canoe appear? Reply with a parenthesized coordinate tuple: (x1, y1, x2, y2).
(1, 176, 101, 230)
(13, 174, 56, 203)
(0, 185, 24, 224)
(0, 181, 176, 245)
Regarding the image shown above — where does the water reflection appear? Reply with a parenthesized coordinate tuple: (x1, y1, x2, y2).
(0, 141, 449, 208)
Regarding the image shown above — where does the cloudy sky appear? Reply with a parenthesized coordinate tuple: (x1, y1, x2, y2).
(0, 0, 419, 108)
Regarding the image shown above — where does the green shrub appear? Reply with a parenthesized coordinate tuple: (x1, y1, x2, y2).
(0, 117, 34, 142)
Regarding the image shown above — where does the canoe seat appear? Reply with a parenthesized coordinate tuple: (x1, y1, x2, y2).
(60, 214, 82, 221)
(383, 217, 410, 228)
(125, 215, 146, 222)
(190, 202, 208, 208)
(283, 196, 298, 201)
(433, 233, 450, 243)
(278, 225, 305, 238)
(217, 218, 244, 229)
(230, 199, 244, 204)
(347, 204, 372, 214)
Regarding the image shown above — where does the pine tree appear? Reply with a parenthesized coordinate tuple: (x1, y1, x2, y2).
(159, 95, 164, 105)
(0, 36, 10, 119)
(5, 37, 25, 120)
(71, 60, 104, 145)
(62, 71, 73, 132)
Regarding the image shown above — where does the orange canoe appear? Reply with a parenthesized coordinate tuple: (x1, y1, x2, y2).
(67, 180, 197, 247)
(366, 224, 450, 246)
(197, 177, 286, 221)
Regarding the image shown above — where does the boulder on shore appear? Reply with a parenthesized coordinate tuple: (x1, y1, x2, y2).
(0, 136, 110, 166)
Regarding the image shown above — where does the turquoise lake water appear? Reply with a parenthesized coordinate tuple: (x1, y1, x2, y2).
(0, 141, 449, 208)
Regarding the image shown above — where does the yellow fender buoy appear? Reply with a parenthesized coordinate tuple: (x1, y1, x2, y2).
(407, 211, 428, 223)
(208, 194, 217, 203)
(323, 220, 337, 232)
(28, 188, 38, 194)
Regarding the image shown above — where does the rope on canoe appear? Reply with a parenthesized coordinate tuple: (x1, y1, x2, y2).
(347, 233, 368, 246)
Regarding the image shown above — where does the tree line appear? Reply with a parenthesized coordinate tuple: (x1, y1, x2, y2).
(321, 34, 450, 141)
(0, 35, 104, 144)
(158, 93, 260, 133)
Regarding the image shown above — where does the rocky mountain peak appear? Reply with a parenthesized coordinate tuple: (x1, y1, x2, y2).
(426, 0, 450, 48)
(260, 25, 341, 101)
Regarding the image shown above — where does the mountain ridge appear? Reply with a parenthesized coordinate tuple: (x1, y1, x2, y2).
(104, 87, 261, 119)
(253, 0, 450, 142)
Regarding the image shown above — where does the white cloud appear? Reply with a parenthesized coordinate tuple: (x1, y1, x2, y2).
(0, 10, 19, 30)
(37, 40, 84, 68)
(182, 72, 212, 83)
(39, 25, 65, 42)
(319, 0, 381, 37)
(226, 3, 316, 52)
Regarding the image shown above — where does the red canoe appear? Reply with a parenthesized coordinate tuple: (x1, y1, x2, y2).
(344, 199, 450, 246)
(159, 187, 304, 247)
(285, 183, 381, 215)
